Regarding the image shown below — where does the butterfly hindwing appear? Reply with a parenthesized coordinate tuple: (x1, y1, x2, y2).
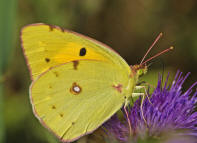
(30, 60, 130, 142)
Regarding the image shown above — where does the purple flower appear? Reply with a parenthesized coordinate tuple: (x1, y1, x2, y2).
(104, 71, 197, 143)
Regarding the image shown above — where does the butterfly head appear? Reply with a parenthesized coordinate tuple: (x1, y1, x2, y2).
(131, 64, 147, 78)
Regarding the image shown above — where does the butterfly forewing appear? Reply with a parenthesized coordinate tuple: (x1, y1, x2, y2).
(21, 24, 130, 80)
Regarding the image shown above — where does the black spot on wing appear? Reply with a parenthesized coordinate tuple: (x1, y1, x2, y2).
(79, 47, 86, 56)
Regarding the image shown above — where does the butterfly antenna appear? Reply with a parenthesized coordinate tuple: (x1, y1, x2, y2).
(141, 46, 174, 65)
(140, 33, 163, 64)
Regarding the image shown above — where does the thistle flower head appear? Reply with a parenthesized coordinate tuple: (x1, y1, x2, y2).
(104, 71, 197, 143)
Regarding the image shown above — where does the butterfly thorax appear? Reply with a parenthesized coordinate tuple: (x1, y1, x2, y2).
(124, 64, 147, 99)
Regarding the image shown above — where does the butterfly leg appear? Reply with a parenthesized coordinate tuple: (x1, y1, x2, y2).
(123, 103, 132, 136)
(131, 92, 147, 124)
(136, 81, 155, 88)
(134, 86, 152, 105)
(123, 92, 145, 136)
(125, 86, 151, 135)
(132, 86, 152, 125)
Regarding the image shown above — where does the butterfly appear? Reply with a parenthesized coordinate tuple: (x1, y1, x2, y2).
(21, 23, 172, 142)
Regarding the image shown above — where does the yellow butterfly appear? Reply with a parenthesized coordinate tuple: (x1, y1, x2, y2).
(21, 23, 172, 142)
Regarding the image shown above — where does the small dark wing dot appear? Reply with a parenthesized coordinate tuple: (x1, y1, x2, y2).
(47, 24, 55, 31)
(79, 48, 86, 56)
(45, 58, 50, 63)
(73, 61, 79, 70)
(52, 105, 56, 109)
(60, 113, 64, 117)
(53, 71, 59, 77)
(59, 27, 64, 32)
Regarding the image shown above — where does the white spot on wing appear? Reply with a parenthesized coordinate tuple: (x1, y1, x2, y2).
(73, 86, 80, 92)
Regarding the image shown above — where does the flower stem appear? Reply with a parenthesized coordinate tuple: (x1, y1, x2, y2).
(0, 0, 17, 142)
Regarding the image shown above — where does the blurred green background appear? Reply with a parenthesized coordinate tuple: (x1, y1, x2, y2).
(0, 0, 197, 143)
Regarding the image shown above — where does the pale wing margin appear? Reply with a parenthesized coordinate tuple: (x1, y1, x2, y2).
(30, 60, 130, 142)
